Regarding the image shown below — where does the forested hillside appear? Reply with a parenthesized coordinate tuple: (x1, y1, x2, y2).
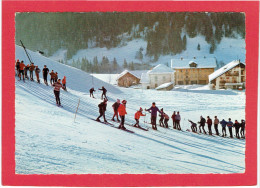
(16, 12, 245, 61)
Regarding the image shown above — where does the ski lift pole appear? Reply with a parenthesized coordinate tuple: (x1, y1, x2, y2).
(20, 40, 33, 64)
(74, 98, 80, 123)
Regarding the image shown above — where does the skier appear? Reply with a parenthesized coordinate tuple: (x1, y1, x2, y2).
(227, 118, 234, 138)
(18, 61, 26, 81)
(49, 70, 56, 85)
(54, 72, 58, 82)
(52, 79, 64, 106)
(220, 119, 227, 137)
(145, 102, 162, 130)
(35, 65, 41, 83)
(62, 76, 67, 91)
(159, 108, 164, 127)
(214, 116, 220, 135)
(164, 113, 170, 128)
(89, 87, 95, 98)
(233, 120, 241, 139)
(207, 116, 213, 135)
(29, 62, 35, 81)
(175, 111, 181, 130)
(240, 119, 245, 138)
(134, 107, 146, 128)
(111, 99, 120, 122)
(188, 120, 197, 132)
(118, 100, 127, 129)
(15, 59, 20, 76)
(24, 64, 30, 80)
(42, 65, 49, 85)
(171, 111, 176, 129)
(198, 116, 206, 134)
(96, 99, 108, 122)
(99, 86, 107, 100)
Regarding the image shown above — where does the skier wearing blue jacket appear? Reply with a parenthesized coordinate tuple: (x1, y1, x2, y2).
(220, 119, 227, 137)
(145, 102, 162, 130)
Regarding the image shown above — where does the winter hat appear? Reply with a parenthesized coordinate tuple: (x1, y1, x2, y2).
(117, 99, 120, 103)
(139, 107, 143, 111)
(122, 100, 127, 104)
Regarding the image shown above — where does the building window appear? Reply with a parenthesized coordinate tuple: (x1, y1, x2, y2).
(155, 76, 158, 81)
(163, 76, 166, 81)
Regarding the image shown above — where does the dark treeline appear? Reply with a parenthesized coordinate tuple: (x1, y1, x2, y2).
(15, 12, 245, 60)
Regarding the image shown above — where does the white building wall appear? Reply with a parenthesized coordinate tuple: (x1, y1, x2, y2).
(149, 73, 174, 89)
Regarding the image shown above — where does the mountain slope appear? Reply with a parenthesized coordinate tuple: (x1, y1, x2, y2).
(15, 45, 245, 174)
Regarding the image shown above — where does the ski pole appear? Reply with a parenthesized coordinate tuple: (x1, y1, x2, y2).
(74, 98, 80, 123)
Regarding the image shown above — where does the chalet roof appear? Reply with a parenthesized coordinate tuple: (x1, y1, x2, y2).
(147, 64, 174, 74)
(171, 57, 217, 69)
(117, 70, 140, 80)
(209, 60, 245, 82)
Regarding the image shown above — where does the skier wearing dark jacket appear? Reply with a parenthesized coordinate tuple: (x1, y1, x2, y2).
(52, 79, 64, 106)
(42, 65, 49, 85)
(207, 116, 213, 135)
(220, 119, 227, 137)
(233, 120, 241, 139)
(96, 99, 108, 122)
(240, 119, 245, 138)
(89, 87, 95, 98)
(112, 99, 120, 122)
(24, 64, 30, 80)
(159, 108, 164, 127)
(164, 113, 170, 128)
(171, 111, 176, 129)
(99, 86, 107, 100)
(188, 120, 197, 132)
(227, 118, 234, 138)
(16, 59, 20, 76)
(145, 102, 162, 130)
(35, 66, 41, 83)
(198, 116, 206, 134)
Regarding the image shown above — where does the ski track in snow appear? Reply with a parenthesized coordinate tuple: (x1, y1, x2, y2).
(15, 45, 245, 174)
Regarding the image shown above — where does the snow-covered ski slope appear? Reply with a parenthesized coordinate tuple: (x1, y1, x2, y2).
(15, 45, 245, 174)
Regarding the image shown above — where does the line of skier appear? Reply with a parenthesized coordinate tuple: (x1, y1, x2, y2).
(189, 116, 245, 138)
(96, 99, 183, 131)
(16, 59, 67, 107)
(96, 97, 245, 138)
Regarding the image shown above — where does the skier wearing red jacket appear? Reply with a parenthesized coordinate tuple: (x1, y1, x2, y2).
(134, 108, 146, 127)
(118, 100, 127, 129)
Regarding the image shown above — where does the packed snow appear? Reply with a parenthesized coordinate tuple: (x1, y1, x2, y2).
(15, 45, 245, 174)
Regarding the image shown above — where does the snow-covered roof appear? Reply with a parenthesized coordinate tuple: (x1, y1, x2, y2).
(171, 58, 217, 69)
(155, 82, 173, 90)
(209, 60, 245, 82)
(147, 64, 173, 74)
(116, 70, 140, 80)
(140, 73, 150, 84)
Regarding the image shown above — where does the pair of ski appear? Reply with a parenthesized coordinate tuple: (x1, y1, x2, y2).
(92, 119, 134, 133)
(110, 119, 149, 131)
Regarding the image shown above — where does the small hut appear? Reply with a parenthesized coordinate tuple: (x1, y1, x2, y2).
(117, 70, 140, 87)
